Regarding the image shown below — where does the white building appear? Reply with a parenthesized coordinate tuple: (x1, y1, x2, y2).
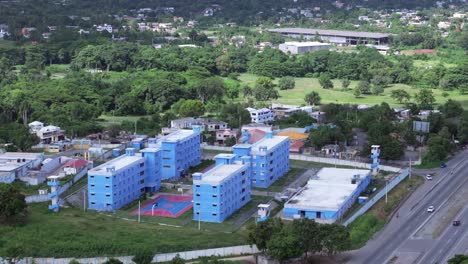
(29, 121, 44, 133)
(36, 125, 65, 144)
(278, 41, 331, 55)
(246, 108, 275, 124)
(95, 24, 113, 33)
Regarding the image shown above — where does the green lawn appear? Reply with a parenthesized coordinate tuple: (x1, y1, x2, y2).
(0, 203, 249, 258)
(253, 168, 306, 192)
(238, 73, 468, 109)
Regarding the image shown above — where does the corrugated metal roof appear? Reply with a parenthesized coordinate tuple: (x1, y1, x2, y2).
(268, 28, 390, 39)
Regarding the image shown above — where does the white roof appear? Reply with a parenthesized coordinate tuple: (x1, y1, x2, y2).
(0, 152, 42, 161)
(29, 121, 43, 126)
(281, 41, 330, 47)
(285, 168, 370, 211)
(163, 129, 195, 142)
(251, 136, 289, 154)
(39, 125, 60, 132)
(89, 155, 144, 176)
(194, 163, 247, 185)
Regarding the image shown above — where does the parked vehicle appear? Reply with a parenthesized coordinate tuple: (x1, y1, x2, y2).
(440, 163, 447, 168)
(426, 174, 433, 180)
(453, 220, 461, 226)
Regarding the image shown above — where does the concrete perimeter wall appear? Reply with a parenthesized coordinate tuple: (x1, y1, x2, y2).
(4, 245, 259, 264)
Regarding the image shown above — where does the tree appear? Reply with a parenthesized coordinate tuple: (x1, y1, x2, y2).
(320, 224, 351, 255)
(353, 87, 361, 98)
(219, 103, 251, 128)
(247, 218, 284, 252)
(291, 218, 322, 257)
(278, 77, 295, 90)
(224, 137, 237, 147)
(439, 99, 463, 118)
(390, 89, 411, 104)
(308, 126, 344, 150)
(193, 77, 226, 104)
(415, 89, 436, 109)
(370, 85, 384, 95)
(304, 91, 321, 105)
(132, 251, 153, 264)
(318, 74, 333, 89)
(425, 127, 453, 163)
(242, 85, 252, 98)
(103, 258, 124, 264)
(459, 112, 468, 144)
(226, 84, 240, 100)
(341, 79, 351, 90)
(357, 80, 370, 94)
(448, 254, 468, 264)
(0, 183, 27, 224)
(177, 100, 205, 117)
(253, 77, 279, 101)
(266, 227, 302, 262)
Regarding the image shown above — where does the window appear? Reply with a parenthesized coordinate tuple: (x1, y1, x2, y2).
(139, 163, 144, 167)
(163, 165, 171, 168)
(212, 213, 217, 216)
(105, 185, 110, 188)
(90, 176, 94, 178)
(106, 194, 110, 197)
(241, 171, 246, 176)
(196, 193, 201, 197)
(212, 203, 217, 207)
(212, 194, 217, 198)
(196, 203, 201, 205)
(90, 184, 95, 187)
(91, 202, 96, 205)
(140, 171, 144, 176)
(91, 193, 95, 196)
(106, 177, 110, 179)
(106, 203, 111, 206)
(212, 186, 217, 189)
(196, 185, 200, 188)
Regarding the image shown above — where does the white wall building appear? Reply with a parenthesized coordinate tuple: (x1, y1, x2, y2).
(246, 108, 275, 124)
(278, 41, 331, 55)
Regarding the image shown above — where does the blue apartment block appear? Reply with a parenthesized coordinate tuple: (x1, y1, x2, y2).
(88, 148, 146, 211)
(233, 132, 290, 188)
(88, 127, 202, 211)
(140, 148, 161, 193)
(192, 154, 251, 223)
(161, 127, 202, 180)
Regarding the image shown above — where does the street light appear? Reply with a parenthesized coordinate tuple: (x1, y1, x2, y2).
(198, 211, 201, 230)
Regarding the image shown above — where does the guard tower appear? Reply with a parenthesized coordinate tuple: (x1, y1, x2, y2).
(47, 175, 61, 212)
(256, 204, 271, 222)
(370, 145, 380, 176)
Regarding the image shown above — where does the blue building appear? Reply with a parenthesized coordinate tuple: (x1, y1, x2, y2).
(283, 168, 371, 223)
(88, 148, 146, 211)
(160, 127, 202, 180)
(233, 132, 289, 188)
(88, 127, 202, 211)
(192, 154, 251, 223)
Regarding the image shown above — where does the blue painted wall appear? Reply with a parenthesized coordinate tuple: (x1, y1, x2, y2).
(193, 162, 251, 223)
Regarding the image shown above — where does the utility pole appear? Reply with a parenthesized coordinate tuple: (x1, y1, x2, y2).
(138, 200, 141, 223)
(409, 159, 412, 179)
(198, 211, 201, 231)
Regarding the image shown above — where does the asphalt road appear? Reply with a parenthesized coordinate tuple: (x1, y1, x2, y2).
(417, 207, 468, 264)
(348, 150, 468, 264)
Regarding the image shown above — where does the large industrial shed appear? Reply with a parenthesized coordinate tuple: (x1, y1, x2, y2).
(268, 28, 390, 45)
(283, 168, 371, 223)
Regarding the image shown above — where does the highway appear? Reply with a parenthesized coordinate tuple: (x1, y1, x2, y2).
(348, 150, 468, 264)
(417, 207, 468, 264)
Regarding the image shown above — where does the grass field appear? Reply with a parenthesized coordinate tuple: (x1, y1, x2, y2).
(253, 168, 306, 192)
(0, 202, 251, 258)
(238, 73, 468, 109)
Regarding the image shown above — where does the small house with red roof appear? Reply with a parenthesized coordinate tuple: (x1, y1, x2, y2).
(63, 159, 88, 175)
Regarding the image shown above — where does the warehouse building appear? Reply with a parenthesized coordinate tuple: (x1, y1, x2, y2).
(278, 41, 331, 55)
(283, 168, 371, 223)
(192, 154, 251, 223)
(268, 28, 390, 45)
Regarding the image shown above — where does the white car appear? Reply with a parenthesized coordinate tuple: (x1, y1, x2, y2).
(426, 174, 433, 180)
(427, 206, 435, 213)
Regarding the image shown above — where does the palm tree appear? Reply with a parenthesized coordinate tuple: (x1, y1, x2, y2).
(305, 91, 321, 106)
